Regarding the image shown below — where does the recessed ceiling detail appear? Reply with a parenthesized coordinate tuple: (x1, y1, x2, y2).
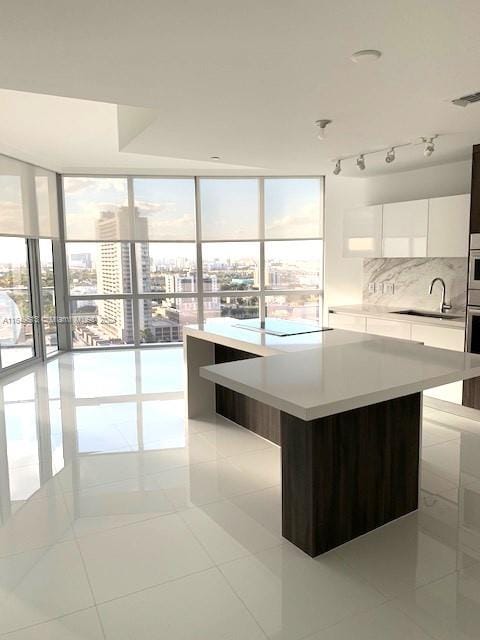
(117, 105, 159, 150)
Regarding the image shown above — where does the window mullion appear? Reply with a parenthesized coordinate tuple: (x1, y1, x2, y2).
(195, 177, 204, 325)
(130, 241, 140, 347)
(259, 177, 266, 322)
(27, 239, 44, 361)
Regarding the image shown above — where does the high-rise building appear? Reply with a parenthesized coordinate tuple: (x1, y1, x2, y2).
(94, 209, 151, 344)
(70, 253, 92, 269)
(164, 273, 218, 294)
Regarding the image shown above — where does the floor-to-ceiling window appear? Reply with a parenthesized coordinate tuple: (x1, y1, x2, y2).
(0, 236, 34, 368)
(62, 175, 324, 348)
(0, 155, 61, 374)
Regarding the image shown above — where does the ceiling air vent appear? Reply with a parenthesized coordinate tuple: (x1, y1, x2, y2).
(452, 91, 480, 107)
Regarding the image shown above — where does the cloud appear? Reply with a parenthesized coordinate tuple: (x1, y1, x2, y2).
(135, 199, 178, 215)
(63, 177, 127, 195)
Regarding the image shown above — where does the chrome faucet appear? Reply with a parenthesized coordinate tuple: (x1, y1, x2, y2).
(429, 277, 452, 314)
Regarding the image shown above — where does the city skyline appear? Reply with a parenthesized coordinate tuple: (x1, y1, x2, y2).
(69, 235, 322, 347)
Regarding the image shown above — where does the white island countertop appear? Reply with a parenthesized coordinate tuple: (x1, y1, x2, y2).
(184, 318, 386, 357)
(193, 321, 480, 421)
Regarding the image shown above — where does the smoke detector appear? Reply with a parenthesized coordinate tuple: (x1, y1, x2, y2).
(351, 49, 382, 63)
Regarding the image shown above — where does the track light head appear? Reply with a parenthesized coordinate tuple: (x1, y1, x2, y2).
(333, 160, 342, 175)
(315, 119, 332, 140)
(356, 154, 366, 171)
(385, 147, 395, 163)
(423, 137, 435, 157)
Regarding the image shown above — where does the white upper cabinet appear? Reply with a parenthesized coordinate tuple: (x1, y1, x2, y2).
(427, 194, 470, 257)
(343, 205, 382, 258)
(343, 194, 470, 259)
(382, 199, 429, 257)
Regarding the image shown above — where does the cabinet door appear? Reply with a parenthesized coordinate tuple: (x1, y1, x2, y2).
(382, 200, 428, 257)
(411, 323, 465, 404)
(427, 194, 470, 257)
(328, 313, 366, 332)
(365, 317, 411, 340)
(410, 323, 465, 351)
(343, 205, 382, 257)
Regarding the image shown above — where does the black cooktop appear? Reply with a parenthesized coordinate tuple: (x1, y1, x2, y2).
(233, 318, 332, 337)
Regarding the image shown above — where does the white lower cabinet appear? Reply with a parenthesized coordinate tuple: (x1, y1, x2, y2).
(366, 317, 412, 340)
(328, 313, 366, 332)
(410, 323, 465, 404)
(410, 324, 465, 351)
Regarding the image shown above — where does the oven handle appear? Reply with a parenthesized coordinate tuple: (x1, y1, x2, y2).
(469, 251, 480, 290)
(466, 305, 480, 352)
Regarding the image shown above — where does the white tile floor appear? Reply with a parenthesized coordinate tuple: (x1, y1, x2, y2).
(0, 348, 480, 638)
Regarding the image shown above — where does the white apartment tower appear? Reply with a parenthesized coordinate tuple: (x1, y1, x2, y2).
(95, 209, 151, 343)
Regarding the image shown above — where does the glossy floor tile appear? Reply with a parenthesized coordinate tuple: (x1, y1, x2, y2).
(0, 493, 73, 558)
(62, 475, 176, 538)
(151, 455, 280, 511)
(422, 438, 479, 487)
(179, 497, 283, 564)
(220, 545, 386, 640)
(0, 608, 104, 640)
(77, 513, 213, 602)
(392, 562, 480, 640)
(0, 541, 94, 635)
(303, 601, 433, 639)
(0, 351, 480, 638)
(334, 511, 463, 598)
(98, 568, 267, 640)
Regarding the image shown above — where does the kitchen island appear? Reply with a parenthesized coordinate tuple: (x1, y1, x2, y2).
(184, 320, 480, 557)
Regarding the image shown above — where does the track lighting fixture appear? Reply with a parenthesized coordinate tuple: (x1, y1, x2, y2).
(332, 135, 440, 173)
(385, 147, 395, 163)
(423, 137, 435, 157)
(315, 119, 332, 140)
(356, 154, 366, 171)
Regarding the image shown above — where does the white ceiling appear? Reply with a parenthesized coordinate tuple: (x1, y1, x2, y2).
(1, 0, 480, 176)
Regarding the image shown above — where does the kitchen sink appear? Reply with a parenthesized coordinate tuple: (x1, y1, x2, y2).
(390, 309, 463, 320)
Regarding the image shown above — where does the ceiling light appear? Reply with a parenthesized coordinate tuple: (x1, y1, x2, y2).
(423, 137, 435, 157)
(351, 49, 382, 63)
(333, 160, 342, 175)
(451, 91, 480, 107)
(315, 119, 332, 140)
(210, 156, 220, 160)
(385, 147, 395, 163)
(356, 154, 366, 171)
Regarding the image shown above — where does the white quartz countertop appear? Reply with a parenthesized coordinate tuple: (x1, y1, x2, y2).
(329, 304, 466, 328)
(194, 322, 480, 421)
(185, 319, 386, 358)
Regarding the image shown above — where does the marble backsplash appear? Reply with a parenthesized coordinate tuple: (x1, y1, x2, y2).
(363, 258, 468, 313)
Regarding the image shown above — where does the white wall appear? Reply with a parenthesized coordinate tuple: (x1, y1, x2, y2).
(324, 159, 472, 314)
(324, 176, 367, 312)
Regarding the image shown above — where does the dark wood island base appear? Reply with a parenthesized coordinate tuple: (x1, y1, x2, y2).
(213, 344, 422, 557)
(281, 393, 421, 556)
